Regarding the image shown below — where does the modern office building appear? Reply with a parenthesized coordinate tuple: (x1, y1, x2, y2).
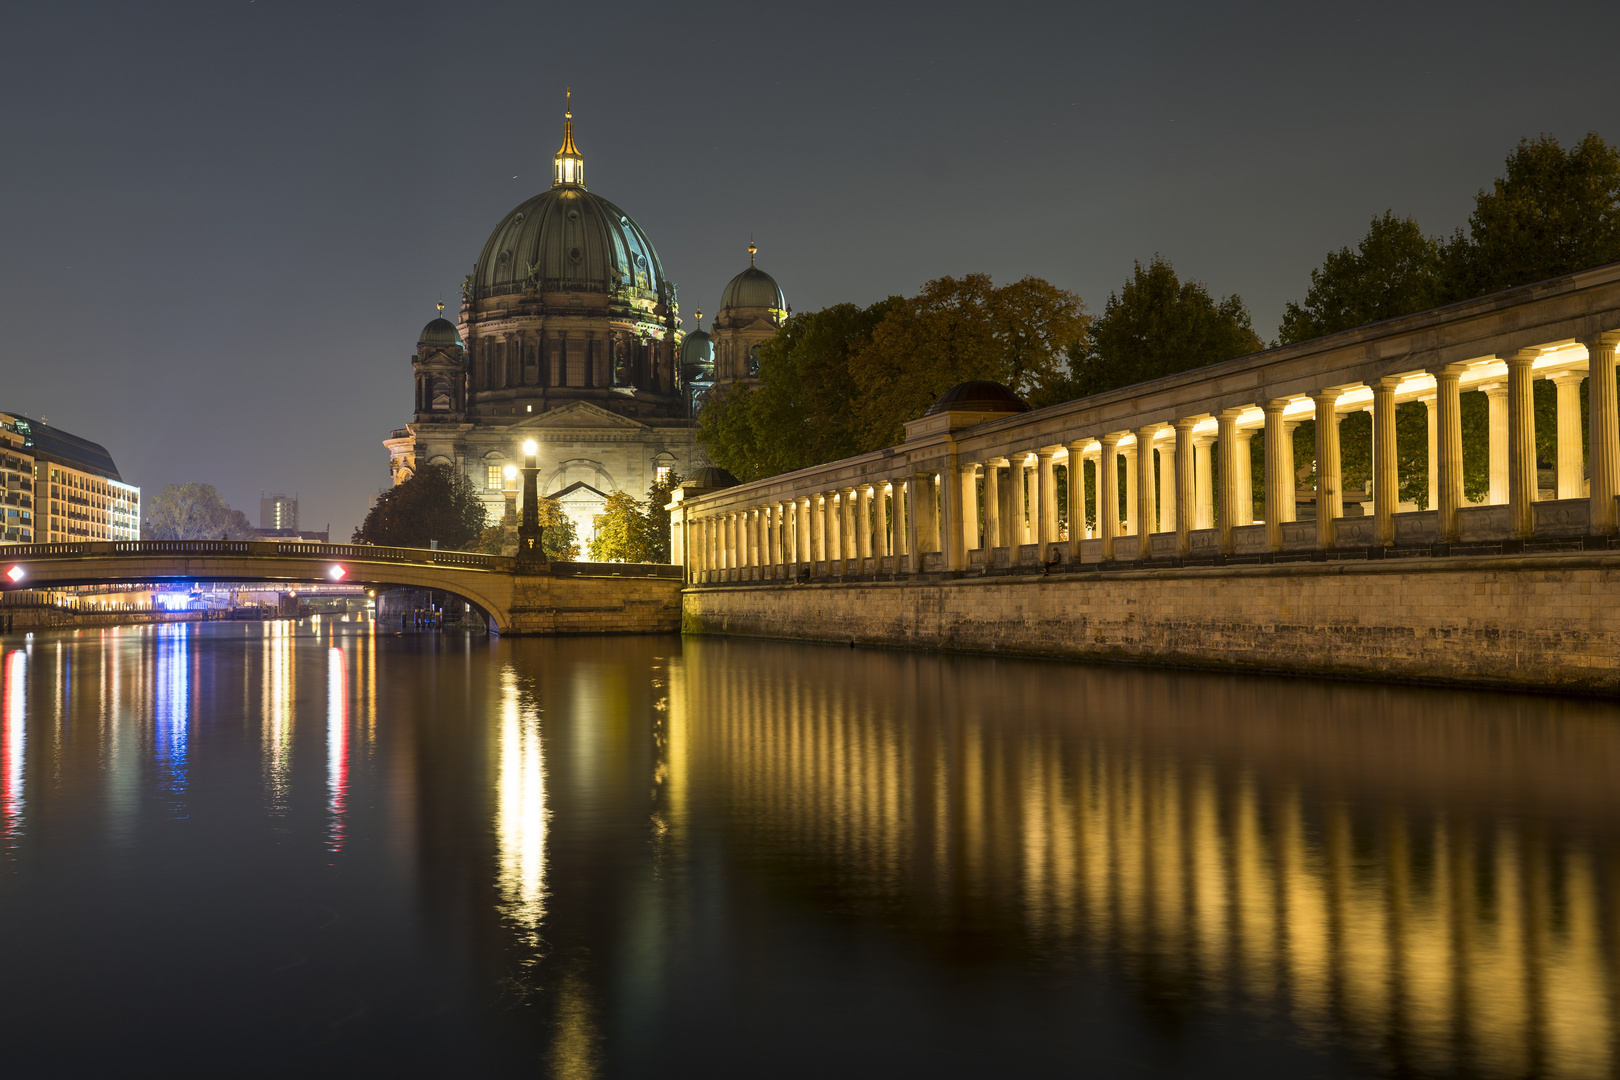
(2, 413, 139, 542)
(260, 493, 298, 532)
(0, 414, 36, 544)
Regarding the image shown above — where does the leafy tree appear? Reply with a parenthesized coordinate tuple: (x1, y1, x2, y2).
(1443, 132, 1620, 300)
(587, 490, 649, 562)
(640, 471, 681, 564)
(1068, 256, 1262, 399)
(144, 482, 260, 540)
(352, 463, 486, 550)
(1278, 212, 1443, 345)
(476, 495, 579, 559)
(849, 274, 1090, 450)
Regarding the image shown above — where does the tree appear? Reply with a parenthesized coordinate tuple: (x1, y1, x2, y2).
(640, 471, 681, 564)
(475, 495, 580, 560)
(1443, 132, 1620, 300)
(849, 274, 1090, 451)
(587, 490, 649, 562)
(1278, 212, 1443, 345)
(697, 299, 901, 482)
(352, 463, 486, 550)
(144, 482, 260, 540)
(1068, 256, 1262, 398)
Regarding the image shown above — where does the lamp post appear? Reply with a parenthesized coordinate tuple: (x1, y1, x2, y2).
(517, 440, 546, 567)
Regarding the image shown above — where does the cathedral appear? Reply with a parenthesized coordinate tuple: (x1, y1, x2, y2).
(386, 98, 787, 543)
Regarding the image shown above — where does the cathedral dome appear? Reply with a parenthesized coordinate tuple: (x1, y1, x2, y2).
(418, 317, 461, 348)
(924, 380, 1030, 417)
(720, 264, 786, 312)
(471, 186, 667, 305)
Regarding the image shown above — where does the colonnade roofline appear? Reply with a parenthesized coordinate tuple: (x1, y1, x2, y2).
(680, 261, 1620, 520)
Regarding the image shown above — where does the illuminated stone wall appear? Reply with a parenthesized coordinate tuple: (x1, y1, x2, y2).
(681, 553, 1620, 692)
(507, 572, 681, 635)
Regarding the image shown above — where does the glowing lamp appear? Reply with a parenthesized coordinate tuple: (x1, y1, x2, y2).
(522, 440, 537, 456)
(5, 565, 23, 583)
(328, 565, 346, 581)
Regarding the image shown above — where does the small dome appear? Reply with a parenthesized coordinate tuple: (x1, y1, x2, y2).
(684, 466, 740, 490)
(924, 380, 1030, 417)
(419, 318, 462, 348)
(720, 265, 786, 312)
(680, 328, 713, 366)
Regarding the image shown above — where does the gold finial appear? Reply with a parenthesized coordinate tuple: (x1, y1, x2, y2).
(694, 309, 703, 322)
(436, 300, 444, 316)
(565, 86, 572, 120)
(748, 241, 757, 266)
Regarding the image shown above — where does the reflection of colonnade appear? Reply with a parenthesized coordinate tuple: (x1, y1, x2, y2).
(674, 268, 1620, 581)
(672, 643, 1620, 1078)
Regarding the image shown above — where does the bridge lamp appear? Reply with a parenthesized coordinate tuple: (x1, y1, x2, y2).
(5, 565, 22, 583)
(328, 565, 346, 581)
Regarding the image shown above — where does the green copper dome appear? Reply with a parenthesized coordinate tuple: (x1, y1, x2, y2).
(418, 317, 462, 348)
(471, 186, 668, 304)
(719, 264, 786, 312)
(680, 327, 713, 366)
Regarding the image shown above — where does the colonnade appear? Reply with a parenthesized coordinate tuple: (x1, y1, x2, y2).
(673, 322, 1620, 582)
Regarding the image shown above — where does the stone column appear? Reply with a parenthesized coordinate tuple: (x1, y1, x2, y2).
(1485, 383, 1508, 505)
(1122, 445, 1138, 537)
(1174, 420, 1196, 558)
(1311, 392, 1344, 550)
(1372, 380, 1398, 548)
(1098, 434, 1120, 561)
(941, 462, 964, 573)
(1193, 436, 1214, 530)
(1009, 454, 1027, 549)
(1586, 335, 1619, 535)
(1036, 449, 1057, 549)
(1263, 402, 1290, 552)
(961, 465, 980, 555)
(875, 486, 891, 559)
(840, 488, 858, 572)
(912, 473, 937, 558)
(983, 461, 1002, 552)
(1507, 352, 1538, 541)
(1135, 428, 1157, 560)
(768, 503, 782, 575)
(814, 495, 828, 567)
(1424, 395, 1438, 511)
(1064, 444, 1087, 560)
(725, 513, 737, 574)
(800, 497, 813, 563)
(856, 486, 873, 565)
(1216, 410, 1240, 556)
(1236, 429, 1256, 527)
(1552, 372, 1587, 499)
(894, 477, 912, 569)
(1157, 438, 1177, 535)
(1434, 369, 1464, 543)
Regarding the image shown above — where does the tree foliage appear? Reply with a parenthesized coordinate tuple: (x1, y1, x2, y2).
(1278, 212, 1443, 345)
(697, 300, 899, 482)
(144, 482, 259, 540)
(475, 495, 579, 560)
(352, 463, 486, 550)
(585, 472, 682, 563)
(850, 275, 1089, 450)
(1067, 256, 1262, 399)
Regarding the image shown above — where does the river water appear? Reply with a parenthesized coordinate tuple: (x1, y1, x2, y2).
(0, 621, 1614, 1077)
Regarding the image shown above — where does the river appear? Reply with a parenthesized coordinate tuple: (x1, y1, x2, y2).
(0, 621, 1614, 1077)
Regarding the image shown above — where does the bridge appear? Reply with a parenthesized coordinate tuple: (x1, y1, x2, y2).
(0, 540, 683, 635)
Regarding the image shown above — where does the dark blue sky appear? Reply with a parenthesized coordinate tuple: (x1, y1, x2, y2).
(3, 0, 1617, 537)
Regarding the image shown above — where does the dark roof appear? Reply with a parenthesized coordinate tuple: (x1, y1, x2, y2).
(3, 413, 123, 480)
(684, 466, 740, 490)
(472, 185, 667, 304)
(923, 380, 1031, 418)
(418, 318, 462, 348)
(719, 265, 786, 311)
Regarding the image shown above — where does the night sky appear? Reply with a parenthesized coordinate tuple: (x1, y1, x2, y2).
(4, 1, 1617, 539)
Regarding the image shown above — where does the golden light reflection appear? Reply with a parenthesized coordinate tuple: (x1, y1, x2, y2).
(2, 648, 25, 848)
(677, 648, 1620, 1079)
(262, 620, 294, 814)
(326, 646, 348, 853)
(495, 665, 548, 945)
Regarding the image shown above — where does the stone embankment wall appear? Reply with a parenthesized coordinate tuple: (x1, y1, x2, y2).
(682, 554, 1620, 694)
(508, 574, 683, 634)
(2, 606, 213, 633)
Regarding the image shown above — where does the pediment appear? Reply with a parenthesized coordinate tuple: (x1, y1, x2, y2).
(515, 400, 649, 431)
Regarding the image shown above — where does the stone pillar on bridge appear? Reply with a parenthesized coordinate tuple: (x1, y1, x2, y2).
(1098, 433, 1120, 561)
(1587, 334, 1620, 535)
(1507, 351, 1539, 541)
(1434, 367, 1465, 544)
(1552, 372, 1587, 499)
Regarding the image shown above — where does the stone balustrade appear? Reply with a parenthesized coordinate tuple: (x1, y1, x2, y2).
(670, 262, 1620, 585)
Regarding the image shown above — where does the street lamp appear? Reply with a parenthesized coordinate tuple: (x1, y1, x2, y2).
(517, 440, 545, 567)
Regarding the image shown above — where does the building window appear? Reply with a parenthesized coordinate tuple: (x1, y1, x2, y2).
(655, 466, 671, 484)
(486, 465, 504, 490)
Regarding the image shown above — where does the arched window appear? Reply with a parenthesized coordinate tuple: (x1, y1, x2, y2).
(431, 378, 453, 411)
(747, 344, 762, 377)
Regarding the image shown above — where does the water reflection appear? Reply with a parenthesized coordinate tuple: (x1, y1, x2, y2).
(495, 665, 548, 947)
(327, 646, 348, 853)
(152, 625, 189, 813)
(673, 643, 1620, 1079)
(2, 648, 24, 847)
(262, 620, 293, 815)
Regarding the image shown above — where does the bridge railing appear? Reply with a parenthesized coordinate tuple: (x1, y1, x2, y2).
(0, 539, 508, 571)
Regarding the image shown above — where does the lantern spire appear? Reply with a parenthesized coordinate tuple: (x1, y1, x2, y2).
(553, 88, 584, 187)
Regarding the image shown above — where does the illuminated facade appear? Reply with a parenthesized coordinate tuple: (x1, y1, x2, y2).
(389, 99, 723, 545)
(1, 413, 138, 542)
(0, 415, 35, 544)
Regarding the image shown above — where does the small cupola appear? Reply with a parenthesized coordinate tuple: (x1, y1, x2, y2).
(553, 88, 585, 188)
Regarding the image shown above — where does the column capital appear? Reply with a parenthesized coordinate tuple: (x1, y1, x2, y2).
(1061, 440, 1088, 456)
(1308, 388, 1343, 406)
(1098, 431, 1122, 448)
(1504, 348, 1543, 367)
(1371, 375, 1403, 393)
(1034, 447, 1056, 462)
(1427, 363, 1467, 381)
(1549, 370, 1589, 386)
(1217, 406, 1247, 421)
(1582, 330, 1620, 352)
(1262, 398, 1293, 416)
(1173, 415, 1202, 431)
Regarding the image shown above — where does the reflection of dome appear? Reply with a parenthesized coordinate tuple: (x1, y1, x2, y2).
(684, 466, 740, 490)
(471, 186, 667, 303)
(924, 380, 1030, 417)
(720, 265, 786, 311)
(418, 318, 462, 348)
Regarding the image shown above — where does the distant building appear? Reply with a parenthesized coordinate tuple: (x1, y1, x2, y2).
(2, 413, 138, 542)
(260, 493, 297, 531)
(259, 527, 330, 543)
(0, 415, 36, 544)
